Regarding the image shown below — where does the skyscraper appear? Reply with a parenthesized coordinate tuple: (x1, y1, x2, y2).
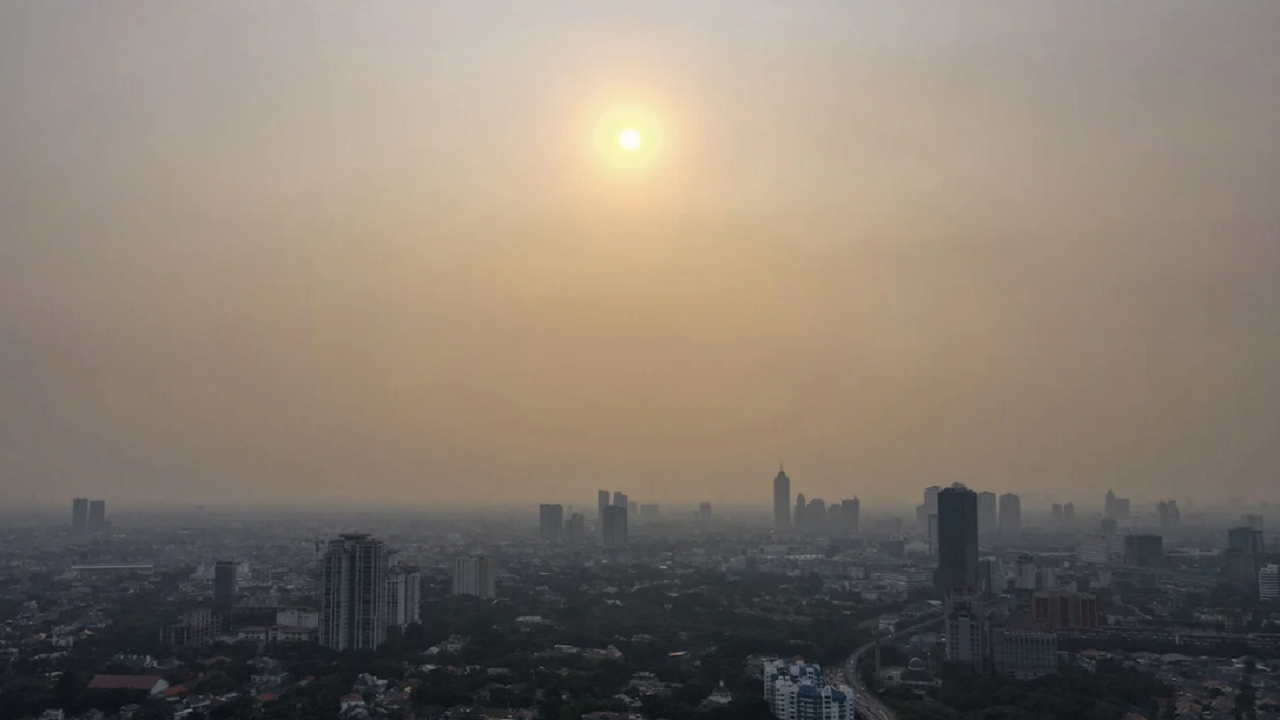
(320, 534, 388, 650)
(453, 555, 496, 598)
(539, 504, 564, 544)
(386, 565, 422, 627)
(565, 513, 587, 543)
(1228, 526, 1264, 554)
(773, 468, 791, 531)
(923, 486, 941, 515)
(214, 560, 238, 605)
(936, 484, 980, 594)
(841, 498, 860, 534)
(72, 498, 88, 534)
(1105, 490, 1116, 519)
(977, 492, 997, 537)
(88, 500, 106, 533)
(998, 493, 1021, 538)
(1062, 502, 1075, 523)
(602, 505, 628, 549)
(1051, 504, 1063, 522)
(613, 491, 627, 508)
(807, 498, 826, 527)
(1123, 534, 1165, 568)
(598, 490, 609, 539)
(795, 493, 807, 529)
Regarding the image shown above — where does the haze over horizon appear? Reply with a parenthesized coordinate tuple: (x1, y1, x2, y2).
(2, 2, 1279, 509)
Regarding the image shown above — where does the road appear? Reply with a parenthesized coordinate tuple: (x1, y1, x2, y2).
(841, 616, 944, 720)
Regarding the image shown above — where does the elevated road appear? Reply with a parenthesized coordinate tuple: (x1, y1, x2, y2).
(841, 616, 944, 720)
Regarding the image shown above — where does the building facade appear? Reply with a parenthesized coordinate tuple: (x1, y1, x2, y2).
(386, 566, 422, 628)
(1261, 565, 1279, 601)
(991, 615, 1058, 679)
(213, 560, 238, 605)
(72, 498, 89, 534)
(1123, 534, 1165, 568)
(319, 534, 388, 651)
(602, 505, 628, 549)
(944, 592, 987, 670)
(998, 493, 1021, 538)
(977, 492, 998, 537)
(841, 498, 859, 535)
(88, 500, 106, 532)
(763, 660, 853, 720)
(453, 555, 496, 598)
(1032, 591, 1098, 628)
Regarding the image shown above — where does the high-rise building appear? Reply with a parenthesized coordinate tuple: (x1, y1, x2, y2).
(453, 555, 496, 598)
(1157, 500, 1180, 529)
(1123, 534, 1165, 568)
(979, 557, 1005, 595)
(1014, 554, 1037, 590)
(1100, 517, 1118, 536)
(927, 514, 939, 558)
(977, 492, 998, 537)
(762, 660, 854, 720)
(1228, 526, 1265, 554)
(998, 493, 1021, 538)
(88, 500, 106, 533)
(539, 504, 564, 544)
(991, 614, 1058, 679)
(1105, 490, 1116, 519)
(1051, 504, 1063, 522)
(320, 534, 388, 650)
(1032, 591, 1098, 628)
(1242, 514, 1265, 531)
(72, 498, 89, 534)
(826, 504, 842, 526)
(841, 498, 860, 534)
(602, 505, 628, 549)
(944, 592, 987, 670)
(773, 468, 792, 532)
(214, 560, 239, 605)
(807, 498, 826, 527)
(613, 491, 627, 508)
(1062, 502, 1075, 523)
(936, 484, 980, 594)
(386, 566, 422, 628)
(598, 490, 610, 539)
(565, 513, 587, 543)
(1260, 565, 1279, 601)
(794, 493, 808, 529)
(924, 486, 941, 515)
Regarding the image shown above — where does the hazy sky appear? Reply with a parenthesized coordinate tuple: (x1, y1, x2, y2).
(2, 2, 1279, 510)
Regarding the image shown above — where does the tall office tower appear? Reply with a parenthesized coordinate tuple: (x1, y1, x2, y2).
(565, 513, 586, 543)
(927, 514, 939, 558)
(915, 504, 929, 531)
(794, 494, 807, 528)
(319, 534, 388, 650)
(613, 491, 627, 508)
(1062, 502, 1075, 523)
(213, 560, 239, 604)
(1261, 565, 1279, 601)
(1157, 500, 1181, 529)
(977, 492, 998, 537)
(979, 557, 1005, 595)
(598, 490, 610, 538)
(1242, 514, 1264, 531)
(841, 498, 860, 534)
(1105, 490, 1116, 519)
(827, 504, 842, 526)
(385, 566, 422, 628)
(1051, 504, 1063, 522)
(936, 484, 980, 594)
(1228, 526, 1265, 554)
(698, 502, 712, 524)
(773, 467, 792, 531)
(602, 505, 628, 549)
(998, 493, 1022, 538)
(72, 498, 89, 534)
(88, 500, 106, 532)
(539, 504, 564, 544)
(944, 592, 987, 670)
(639, 504, 660, 522)
(924, 486, 941, 514)
(453, 555, 496, 598)
(1112, 497, 1130, 520)
(807, 498, 826, 527)
(1123, 534, 1165, 568)
(1100, 517, 1117, 535)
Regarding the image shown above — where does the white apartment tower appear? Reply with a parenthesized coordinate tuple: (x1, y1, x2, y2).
(1261, 564, 1280, 601)
(386, 566, 422, 628)
(319, 534, 388, 651)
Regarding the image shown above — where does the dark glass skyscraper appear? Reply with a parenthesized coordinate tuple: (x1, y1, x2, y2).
(937, 484, 980, 594)
(998, 493, 1021, 537)
(773, 468, 791, 531)
(72, 498, 88, 534)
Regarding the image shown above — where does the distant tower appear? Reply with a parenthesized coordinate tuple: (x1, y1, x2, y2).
(319, 534, 388, 650)
(1105, 490, 1116, 519)
(453, 555, 496, 598)
(602, 505, 628, 549)
(999, 493, 1022, 538)
(1063, 502, 1075, 523)
(698, 502, 712, 525)
(88, 500, 106, 533)
(977, 492, 998, 537)
(72, 498, 89, 534)
(539, 504, 564, 544)
(937, 484, 979, 594)
(773, 467, 792, 532)
(794, 493, 807, 529)
(213, 560, 239, 605)
(841, 497, 860, 535)
(613, 491, 627, 508)
(597, 490, 609, 539)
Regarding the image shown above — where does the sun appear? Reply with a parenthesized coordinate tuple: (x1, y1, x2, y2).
(618, 127, 641, 150)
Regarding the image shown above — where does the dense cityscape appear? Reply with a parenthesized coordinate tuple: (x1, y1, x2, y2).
(1, 472, 1278, 720)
